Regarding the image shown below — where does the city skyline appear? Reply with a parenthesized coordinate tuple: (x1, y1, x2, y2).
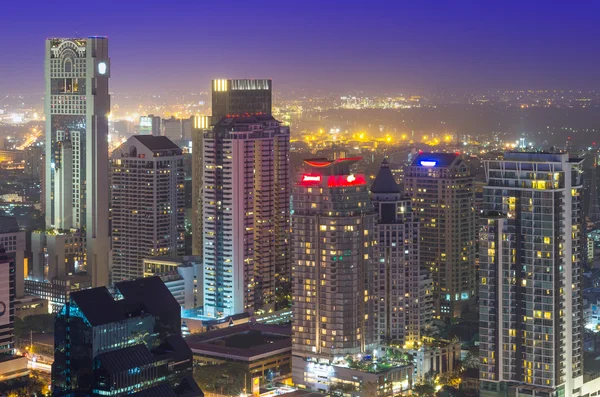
(1, 1, 600, 97)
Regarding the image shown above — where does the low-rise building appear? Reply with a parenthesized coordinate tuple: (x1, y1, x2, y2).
(143, 256, 202, 310)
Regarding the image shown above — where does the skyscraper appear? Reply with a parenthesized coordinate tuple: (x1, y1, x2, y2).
(211, 79, 272, 119)
(110, 135, 185, 282)
(33, 37, 110, 287)
(51, 277, 201, 396)
(202, 115, 289, 317)
(479, 152, 586, 397)
(404, 153, 476, 319)
(291, 157, 379, 388)
(192, 79, 273, 258)
(0, 216, 25, 298)
(371, 159, 432, 347)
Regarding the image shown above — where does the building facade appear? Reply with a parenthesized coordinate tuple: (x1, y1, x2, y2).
(110, 136, 185, 282)
(479, 152, 584, 397)
(0, 216, 25, 298)
(139, 114, 162, 136)
(404, 153, 476, 319)
(143, 256, 203, 310)
(35, 37, 110, 288)
(371, 160, 432, 347)
(0, 248, 15, 356)
(202, 115, 289, 318)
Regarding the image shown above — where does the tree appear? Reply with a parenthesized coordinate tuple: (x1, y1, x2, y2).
(413, 383, 436, 397)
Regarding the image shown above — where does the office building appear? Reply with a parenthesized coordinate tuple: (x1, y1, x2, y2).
(371, 159, 432, 347)
(143, 256, 202, 310)
(0, 216, 25, 298)
(404, 153, 476, 319)
(290, 157, 414, 396)
(25, 274, 91, 313)
(34, 37, 110, 288)
(202, 115, 289, 318)
(110, 135, 185, 282)
(139, 114, 162, 136)
(211, 79, 272, 119)
(479, 152, 594, 397)
(51, 276, 202, 396)
(0, 248, 15, 356)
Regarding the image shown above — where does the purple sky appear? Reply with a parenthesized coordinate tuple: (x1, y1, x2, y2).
(1, 0, 599, 95)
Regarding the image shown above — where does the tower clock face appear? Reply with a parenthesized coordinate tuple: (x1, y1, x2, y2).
(98, 62, 107, 75)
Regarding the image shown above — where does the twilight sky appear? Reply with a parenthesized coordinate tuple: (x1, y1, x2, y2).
(1, 0, 599, 95)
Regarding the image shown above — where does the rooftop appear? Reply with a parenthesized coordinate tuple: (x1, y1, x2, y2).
(132, 135, 181, 152)
(0, 216, 19, 233)
(411, 152, 459, 167)
(186, 323, 291, 359)
(371, 158, 401, 194)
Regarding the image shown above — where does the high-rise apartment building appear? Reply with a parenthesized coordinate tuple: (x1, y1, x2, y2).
(33, 37, 110, 288)
(202, 115, 289, 318)
(25, 145, 44, 180)
(291, 157, 379, 388)
(192, 79, 273, 258)
(372, 159, 432, 347)
(404, 153, 476, 319)
(211, 79, 272, 119)
(110, 135, 185, 282)
(480, 152, 588, 397)
(51, 277, 202, 396)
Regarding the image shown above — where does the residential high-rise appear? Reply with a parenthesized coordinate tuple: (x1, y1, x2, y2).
(110, 135, 185, 282)
(479, 152, 588, 397)
(163, 116, 193, 143)
(33, 37, 110, 288)
(192, 79, 273, 258)
(371, 159, 432, 347)
(404, 153, 476, 319)
(211, 79, 272, 119)
(51, 276, 202, 396)
(291, 157, 379, 388)
(0, 248, 15, 356)
(202, 115, 289, 317)
(24, 145, 44, 180)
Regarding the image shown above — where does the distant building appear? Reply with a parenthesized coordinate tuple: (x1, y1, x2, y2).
(51, 276, 202, 396)
(371, 159, 432, 347)
(202, 115, 290, 318)
(163, 116, 194, 143)
(0, 216, 25, 298)
(24, 145, 43, 179)
(143, 256, 202, 310)
(110, 135, 185, 282)
(139, 114, 162, 136)
(404, 153, 476, 319)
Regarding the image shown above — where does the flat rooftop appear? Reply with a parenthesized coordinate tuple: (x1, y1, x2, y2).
(186, 323, 291, 360)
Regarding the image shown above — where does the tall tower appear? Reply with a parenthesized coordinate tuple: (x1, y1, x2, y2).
(110, 136, 185, 282)
(479, 152, 584, 397)
(588, 153, 600, 223)
(202, 115, 289, 317)
(372, 159, 432, 346)
(36, 37, 110, 287)
(291, 157, 379, 388)
(404, 153, 476, 319)
(192, 79, 273, 260)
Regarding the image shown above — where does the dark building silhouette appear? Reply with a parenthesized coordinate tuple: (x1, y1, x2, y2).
(51, 276, 202, 397)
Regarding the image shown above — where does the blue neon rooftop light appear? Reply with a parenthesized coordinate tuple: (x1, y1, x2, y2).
(420, 160, 437, 167)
